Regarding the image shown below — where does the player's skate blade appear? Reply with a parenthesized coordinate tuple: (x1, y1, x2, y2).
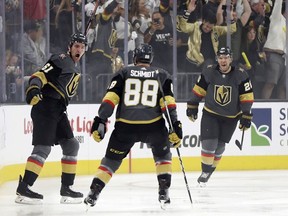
(197, 182, 207, 188)
(84, 196, 97, 207)
(60, 196, 82, 204)
(160, 200, 169, 210)
(159, 193, 170, 210)
(197, 172, 211, 187)
(15, 195, 43, 205)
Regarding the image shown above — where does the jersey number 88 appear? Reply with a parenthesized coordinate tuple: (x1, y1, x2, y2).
(124, 78, 159, 107)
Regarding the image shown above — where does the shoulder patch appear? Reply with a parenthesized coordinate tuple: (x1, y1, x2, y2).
(207, 64, 213, 68)
(238, 67, 245, 72)
(59, 54, 67, 59)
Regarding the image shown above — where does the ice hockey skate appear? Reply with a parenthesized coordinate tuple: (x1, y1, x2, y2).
(60, 184, 83, 204)
(197, 172, 213, 187)
(158, 178, 171, 210)
(158, 188, 170, 210)
(84, 183, 102, 207)
(15, 175, 43, 205)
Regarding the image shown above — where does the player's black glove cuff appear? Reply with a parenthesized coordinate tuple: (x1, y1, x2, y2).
(239, 112, 253, 130)
(186, 102, 198, 122)
(173, 121, 183, 139)
(91, 116, 107, 142)
(26, 85, 43, 105)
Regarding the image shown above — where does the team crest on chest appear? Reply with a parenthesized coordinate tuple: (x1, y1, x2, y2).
(66, 73, 80, 97)
(214, 85, 231, 106)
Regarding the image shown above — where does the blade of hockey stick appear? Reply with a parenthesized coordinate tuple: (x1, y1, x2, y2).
(235, 130, 245, 150)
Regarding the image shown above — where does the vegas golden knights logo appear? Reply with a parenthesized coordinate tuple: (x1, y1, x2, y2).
(214, 85, 231, 106)
(108, 29, 118, 48)
(66, 73, 80, 97)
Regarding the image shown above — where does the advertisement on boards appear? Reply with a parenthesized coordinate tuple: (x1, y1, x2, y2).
(0, 102, 288, 166)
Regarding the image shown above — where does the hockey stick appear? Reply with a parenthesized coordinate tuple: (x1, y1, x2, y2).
(235, 129, 245, 150)
(156, 72, 193, 204)
(84, 0, 99, 35)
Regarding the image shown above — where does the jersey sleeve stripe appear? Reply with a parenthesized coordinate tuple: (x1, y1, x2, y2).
(239, 92, 254, 103)
(30, 71, 48, 87)
(102, 92, 120, 107)
(159, 96, 176, 110)
(192, 85, 206, 97)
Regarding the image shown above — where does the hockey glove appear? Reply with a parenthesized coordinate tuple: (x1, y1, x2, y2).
(91, 116, 107, 142)
(239, 112, 253, 131)
(169, 121, 183, 148)
(26, 85, 43, 105)
(186, 103, 198, 122)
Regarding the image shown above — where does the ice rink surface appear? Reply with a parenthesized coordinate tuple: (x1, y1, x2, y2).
(0, 170, 288, 216)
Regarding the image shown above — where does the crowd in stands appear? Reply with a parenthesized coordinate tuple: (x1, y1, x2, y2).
(2, 0, 287, 103)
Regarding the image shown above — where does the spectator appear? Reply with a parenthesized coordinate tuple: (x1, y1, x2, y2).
(49, 0, 62, 53)
(177, 0, 202, 21)
(177, 0, 237, 72)
(5, 50, 23, 102)
(146, 0, 160, 16)
(24, 0, 47, 22)
(189, 0, 203, 23)
(130, 0, 152, 48)
(5, 0, 21, 22)
(248, 0, 269, 50)
(158, 0, 173, 25)
(21, 20, 47, 76)
(249, 0, 266, 28)
(202, 0, 221, 19)
(114, 1, 136, 64)
(240, 24, 265, 99)
(261, 0, 287, 99)
(55, 0, 74, 51)
(217, 0, 252, 65)
(144, 11, 180, 74)
(5, 0, 21, 53)
(87, 0, 120, 102)
(159, 0, 198, 66)
(85, 0, 98, 17)
(84, 0, 106, 51)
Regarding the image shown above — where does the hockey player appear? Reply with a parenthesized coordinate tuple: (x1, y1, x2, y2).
(84, 44, 183, 208)
(15, 32, 87, 204)
(186, 47, 254, 187)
